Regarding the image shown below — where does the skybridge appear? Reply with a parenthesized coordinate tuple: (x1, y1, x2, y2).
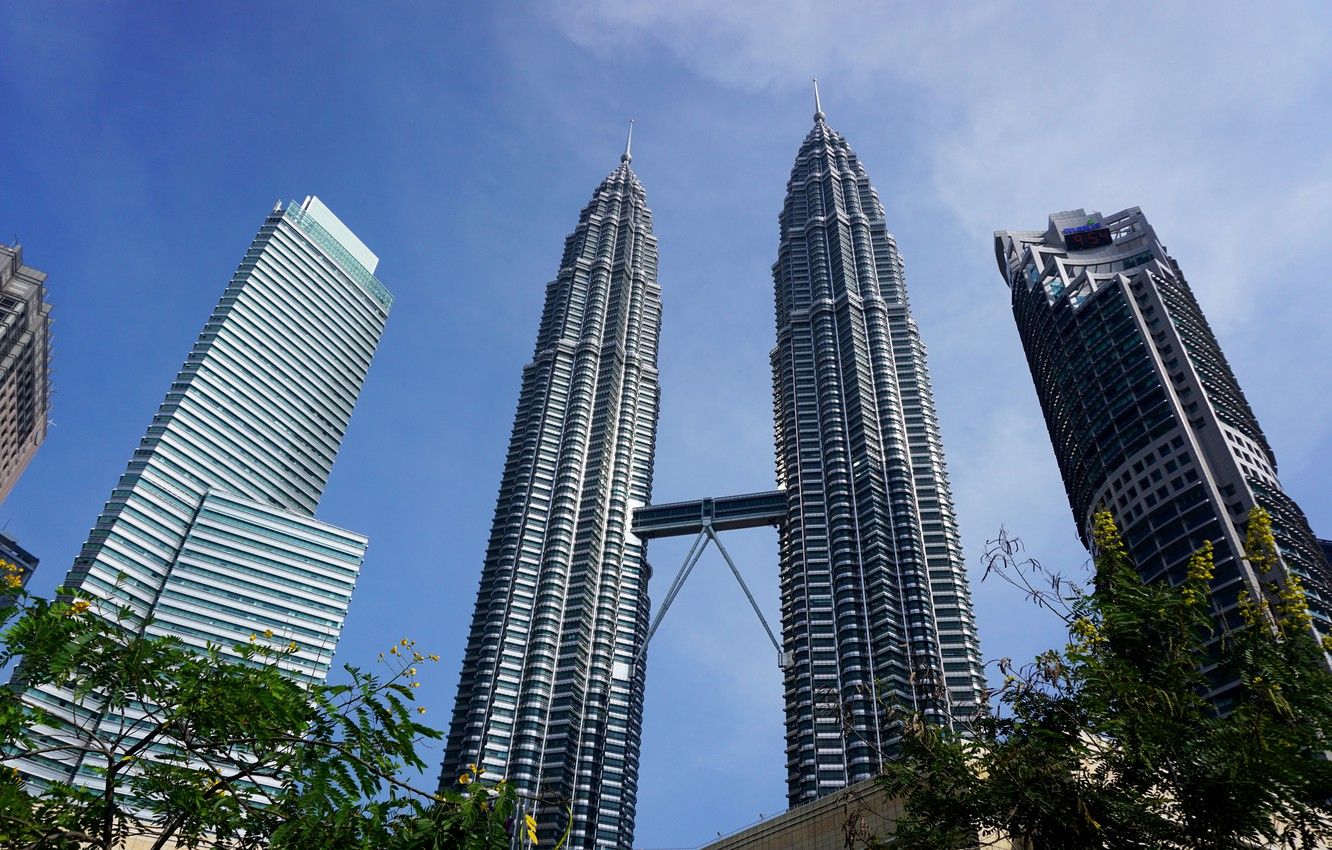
(631, 490, 787, 540)
(630, 489, 790, 669)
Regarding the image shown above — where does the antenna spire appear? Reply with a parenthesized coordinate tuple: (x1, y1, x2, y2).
(621, 119, 634, 163)
(813, 77, 825, 122)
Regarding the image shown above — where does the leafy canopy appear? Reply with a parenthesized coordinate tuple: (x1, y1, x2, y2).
(877, 508, 1332, 850)
(0, 573, 530, 850)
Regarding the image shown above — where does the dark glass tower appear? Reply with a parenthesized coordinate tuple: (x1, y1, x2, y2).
(771, 95, 985, 806)
(996, 207, 1332, 669)
(443, 139, 661, 849)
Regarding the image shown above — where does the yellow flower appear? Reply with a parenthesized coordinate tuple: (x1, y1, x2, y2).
(407, 667, 417, 676)
(389, 646, 398, 656)
(3, 575, 20, 590)
(1185, 541, 1215, 584)
(401, 638, 410, 646)
(412, 682, 420, 688)
(525, 813, 538, 844)
(413, 652, 424, 661)
(263, 628, 274, 638)
(429, 654, 440, 662)
(288, 641, 298, 652)
(248, 634, 256, 642)
(66, 600, 92, 616)
(458, 772, 472, 786)
(417, 706, 426, 715)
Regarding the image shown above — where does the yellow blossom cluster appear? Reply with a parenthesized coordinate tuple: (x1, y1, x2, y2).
(1069, 616, 1104, 646)
(458, 762, 484, 786)
(1090, 510, 1128, 562)
(1237, 591, 1271, 629)
(1274, 574, 1314, 635)
(1, 559, 23, 591)
(63, 599, 92, 617)
(245, 630, 299, 654)
(376, 638, 445, 707)
(1243, 507, 1279, 577)
(525, 812, 539, 845)
(1181, 541, 1215, 608)
(1239, 506, 1317, 638)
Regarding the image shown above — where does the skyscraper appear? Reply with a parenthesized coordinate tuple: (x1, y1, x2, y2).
(15, 196, 391, 787)
(0, 243, 53, 502)
(443, 135, 660, 849)
(771, 90, 985, 806)
(995, 207, 1332, 668)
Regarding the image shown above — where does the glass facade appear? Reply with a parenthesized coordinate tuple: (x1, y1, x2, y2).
(12, 196, 389, 789)
(997, 207, 1332, 688)
(772, 112, 985, 806)
(443, 155, 660, 849)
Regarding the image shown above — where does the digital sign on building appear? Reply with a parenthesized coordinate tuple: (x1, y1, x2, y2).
(1062, 221, 1114, 251)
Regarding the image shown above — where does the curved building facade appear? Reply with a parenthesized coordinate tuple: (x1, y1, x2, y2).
(996, 207, 1332, 672)
(443, 150, 661, 849)
(772, 106, 985, 806)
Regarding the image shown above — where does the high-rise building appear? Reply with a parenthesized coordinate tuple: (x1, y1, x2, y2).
(14, 196, 392, 788)
(771, 91, 985, 806)
(995, 207, 1332, 668)
(443, 136, 660, 850)
(0, 244, 53, 502)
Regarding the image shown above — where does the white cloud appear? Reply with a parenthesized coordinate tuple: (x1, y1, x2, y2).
(551, 0, 1332, 328)
(548, 0, 1332, 505)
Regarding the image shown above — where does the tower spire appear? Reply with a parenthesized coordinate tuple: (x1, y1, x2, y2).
(621, 119, 634, 163)
(813, 77, 825, 122)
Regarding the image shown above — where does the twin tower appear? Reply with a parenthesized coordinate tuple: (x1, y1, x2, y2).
(443, 99, 986, 847)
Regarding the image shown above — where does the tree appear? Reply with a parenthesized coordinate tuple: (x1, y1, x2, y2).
(876, 507, 1332, 849)
(0, 569, 537, 850)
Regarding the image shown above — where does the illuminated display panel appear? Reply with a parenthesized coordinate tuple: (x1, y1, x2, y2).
(1065, 227, 1113, 250)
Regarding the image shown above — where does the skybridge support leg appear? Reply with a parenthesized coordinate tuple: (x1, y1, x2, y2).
(706, 525, 782, 661)
(635, 522, 789, 671)
(636, 528, 708, 667)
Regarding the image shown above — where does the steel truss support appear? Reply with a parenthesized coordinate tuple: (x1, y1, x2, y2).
(634, 520, 785, 670)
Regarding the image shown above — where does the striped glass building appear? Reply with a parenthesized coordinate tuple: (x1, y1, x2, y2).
(771, 96, 985, 806)
(443, 141, 661, 850)
(14, 196, 391, 787)
(995, 207, 1332, 681)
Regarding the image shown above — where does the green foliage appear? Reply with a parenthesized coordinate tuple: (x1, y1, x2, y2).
(0, 580, 530, 850)
(877, 508, 1332, 850)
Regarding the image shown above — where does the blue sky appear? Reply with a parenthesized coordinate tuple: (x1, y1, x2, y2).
(4, 2, 1332, 847)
